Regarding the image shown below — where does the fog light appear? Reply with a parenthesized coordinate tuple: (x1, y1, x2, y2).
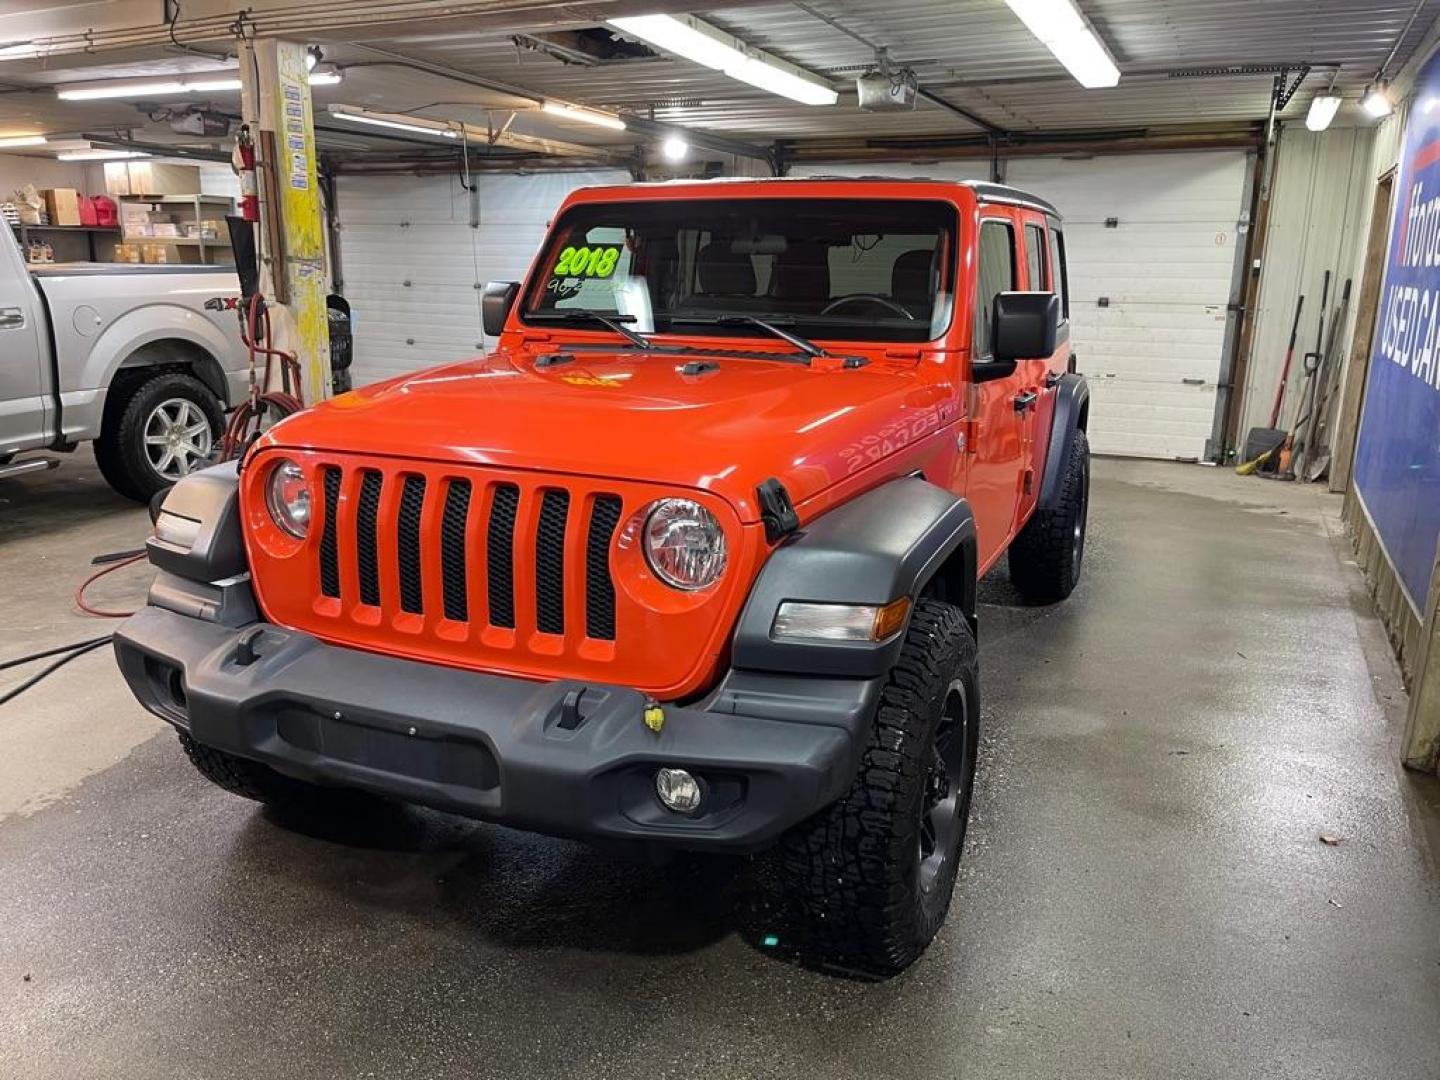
(655, 767, 702, 814)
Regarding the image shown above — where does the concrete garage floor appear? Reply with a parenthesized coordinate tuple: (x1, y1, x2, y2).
(2, 449, 1439, 1080)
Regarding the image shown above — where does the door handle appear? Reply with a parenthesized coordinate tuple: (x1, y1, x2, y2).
(1013, 391, 1038, 413)
(0, 307, 25, 330)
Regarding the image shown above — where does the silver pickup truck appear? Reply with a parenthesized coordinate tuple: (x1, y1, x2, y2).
(0, 223, 245, 501)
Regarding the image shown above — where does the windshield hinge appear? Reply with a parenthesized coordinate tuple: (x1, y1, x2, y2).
(757, 478, 800, 543)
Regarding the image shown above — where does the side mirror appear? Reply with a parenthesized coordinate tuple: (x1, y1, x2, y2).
(993, 291, 1059, 362)
(482, 280, 520, 337)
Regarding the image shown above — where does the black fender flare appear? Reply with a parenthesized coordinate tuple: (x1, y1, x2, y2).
(147, 461, 247, 583)
(1039, 373, 1090, 510)
(731, 476, 977, 679)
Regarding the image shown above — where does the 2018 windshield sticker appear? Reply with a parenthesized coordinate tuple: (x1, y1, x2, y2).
(552, 246, 620, 278)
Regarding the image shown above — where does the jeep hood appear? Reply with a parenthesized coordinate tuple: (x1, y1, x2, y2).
(263, 348, 955, 522)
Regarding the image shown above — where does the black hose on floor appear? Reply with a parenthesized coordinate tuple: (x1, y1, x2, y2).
(0, 637, 114, 707)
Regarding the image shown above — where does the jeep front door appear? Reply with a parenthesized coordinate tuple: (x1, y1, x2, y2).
(966, 215, 1026, 571)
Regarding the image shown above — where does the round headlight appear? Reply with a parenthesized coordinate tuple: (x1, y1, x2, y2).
(265, 458, 311, 538)
(643, 498, 727, 591)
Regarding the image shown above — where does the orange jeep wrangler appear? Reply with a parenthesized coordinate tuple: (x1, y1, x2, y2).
(116, 178, 1089, 975)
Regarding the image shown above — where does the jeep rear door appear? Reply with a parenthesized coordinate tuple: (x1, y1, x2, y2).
(1014, 213, 1071, 529)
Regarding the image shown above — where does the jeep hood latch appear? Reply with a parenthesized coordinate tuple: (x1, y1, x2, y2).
(757, 477, 800, 543)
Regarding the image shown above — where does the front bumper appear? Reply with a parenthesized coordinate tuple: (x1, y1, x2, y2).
(114, 603, 878, 850)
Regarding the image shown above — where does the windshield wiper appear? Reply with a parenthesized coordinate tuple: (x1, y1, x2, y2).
(528, 309, 653, 349)
(669, 314, 829, 358)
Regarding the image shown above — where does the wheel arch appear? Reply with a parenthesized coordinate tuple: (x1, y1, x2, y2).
(1039, 373, 1090, 510)
(732, 477, 978, 678)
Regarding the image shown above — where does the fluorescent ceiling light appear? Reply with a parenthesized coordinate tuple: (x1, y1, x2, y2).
(57, 149, 149, 161)
(57, 68, 339, 100)
(328, 106, 459, 139)
(59, 80, 187, 101)
(0, 135, 47, 148)
(608, 13, 837, 105)
(541, 101, 627, 130)
(1361, 82, 1393, 119)
(728, 55, 838, 105)
(184, 78, 243, 92)
(1002, 0, 1120, 89)
(1306, 94, 1342, 132)
(608, 15, 747, 71)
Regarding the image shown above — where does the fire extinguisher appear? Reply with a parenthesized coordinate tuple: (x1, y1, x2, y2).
(234, 124, 258, 222)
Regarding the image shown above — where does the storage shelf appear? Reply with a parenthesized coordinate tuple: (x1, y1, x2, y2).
(122, 235, 230, 246)
(119, 194, 234, 204)
(10, 224, 120, 234)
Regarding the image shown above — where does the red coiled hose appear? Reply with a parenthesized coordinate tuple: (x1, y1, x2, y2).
(219, 293, 305, 460)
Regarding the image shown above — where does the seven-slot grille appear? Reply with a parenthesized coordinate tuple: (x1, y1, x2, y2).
(317, 464, 624, 641)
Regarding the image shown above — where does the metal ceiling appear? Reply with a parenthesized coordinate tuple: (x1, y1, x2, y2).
(0, 0, 1435, 160)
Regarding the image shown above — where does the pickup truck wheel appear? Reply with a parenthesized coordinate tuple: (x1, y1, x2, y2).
(177, 732, 349, 811)
(774, 598, 979, 977)
(1008, 428, 1090, 603)
(96, 372, 223, 503)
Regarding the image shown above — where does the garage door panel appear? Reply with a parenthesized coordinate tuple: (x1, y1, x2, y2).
(1006, 154, 1247, 222)
(338, 170, 628, 387)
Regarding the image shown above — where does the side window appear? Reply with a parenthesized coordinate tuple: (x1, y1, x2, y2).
(1024, 223, 1048, 291)
(973, 220, 1016, 357)
(1048, 218, 1069, 321)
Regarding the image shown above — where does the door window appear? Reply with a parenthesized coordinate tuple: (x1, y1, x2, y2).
(1024, 223, 1048, 291)
(1048, 219, 1070, 321)
(973, 220, 1016, 357)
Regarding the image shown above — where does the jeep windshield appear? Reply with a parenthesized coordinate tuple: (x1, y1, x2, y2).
(522, 198, 957, 345)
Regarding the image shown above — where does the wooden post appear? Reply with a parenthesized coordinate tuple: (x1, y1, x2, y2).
(1402, 540, 1440, 774)
(238, 38, 330, 404)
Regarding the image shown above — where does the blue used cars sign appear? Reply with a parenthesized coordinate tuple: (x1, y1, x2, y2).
(1353, 54, 1440, 612)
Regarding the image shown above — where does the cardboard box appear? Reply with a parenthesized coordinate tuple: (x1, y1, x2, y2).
(103, 162, 132, 197)
(125, 162, 200, 197)
(40, 188, 82, 226)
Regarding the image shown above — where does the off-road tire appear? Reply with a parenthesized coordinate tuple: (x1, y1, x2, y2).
(178, 732, 338, 810)
(1009, 428, 1090, 603)
(95, 371, 223, 503)
(774, 599, 980, 977)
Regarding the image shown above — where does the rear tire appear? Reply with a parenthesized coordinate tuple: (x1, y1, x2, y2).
(95, 371, 223, 503)
(774, 598, 980, 977)
(1009, 428, 1090, 603)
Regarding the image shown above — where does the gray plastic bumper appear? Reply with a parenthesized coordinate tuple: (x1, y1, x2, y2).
(113, 605, 880, 850)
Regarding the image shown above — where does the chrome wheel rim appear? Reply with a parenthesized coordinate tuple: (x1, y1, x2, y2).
(143, 398, 212, 479)
(918, 679, 971, 895)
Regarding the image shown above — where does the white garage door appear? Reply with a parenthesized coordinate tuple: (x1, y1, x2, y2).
(793, 154, 1250, 460)
(336, 169, 629, 386)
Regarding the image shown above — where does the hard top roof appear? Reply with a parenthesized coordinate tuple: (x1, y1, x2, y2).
(570, 175, 1061, 220)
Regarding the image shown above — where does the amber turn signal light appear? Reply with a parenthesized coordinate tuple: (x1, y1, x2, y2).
(771, 597, 912, 643)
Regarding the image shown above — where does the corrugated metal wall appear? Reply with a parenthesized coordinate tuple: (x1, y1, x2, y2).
(1237, 126, 1378, 442)
(793, 153, 1250, 460)
(336, 168, 628, 386)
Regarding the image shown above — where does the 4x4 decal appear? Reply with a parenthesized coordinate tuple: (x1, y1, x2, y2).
(203, 297, 240, 312)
